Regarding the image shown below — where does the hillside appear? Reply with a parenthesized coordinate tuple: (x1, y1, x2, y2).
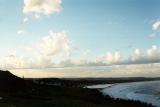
(0, 70, 25, 92)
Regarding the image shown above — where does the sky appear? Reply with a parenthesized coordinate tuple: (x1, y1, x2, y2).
(0, 0, 160, 78)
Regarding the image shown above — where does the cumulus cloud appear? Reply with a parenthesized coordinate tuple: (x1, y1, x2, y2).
(23, 0, 62, 16)
(17, 30, 25, 36)
(93, 46, 160, 66)
(95, 52, 123, 64)
(39, 31, 72, 56)
(95, 55, 105, 63)
(129, 45, 160, 64)
(152, 21, 160, 30)
(106, 52, 122, 64)
(130, 49, 145, 62)
(147, 45, 160, 61)
(2, 45, 160, 70)
(0, 54, 33, 69)
(36, 55, 54, 68)
(0, 31, 73, 69)
(58, 49, 91, 67)
(0, 54, 54, 69)
(1, 44, 160, 78)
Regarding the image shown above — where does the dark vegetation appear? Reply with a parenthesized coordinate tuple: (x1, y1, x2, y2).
(0, 70, 25, 92)
(26, 76, 160, 87)
(0, 70, 155, 107)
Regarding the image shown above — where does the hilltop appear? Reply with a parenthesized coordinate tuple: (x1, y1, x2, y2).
(0, 70, 25, 92)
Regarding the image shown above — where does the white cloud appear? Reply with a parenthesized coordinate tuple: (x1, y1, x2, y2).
(0, 31, 72, 69)
(57, 49, 90, 67)
(129, 45, 160, 64)
(23, 0, 62, 16)
(95, 52, 123, 64)
(23, 17, 29, 23)
(2, 45, 159, 70)
(0, 55, 33, 69)
(39, 31, 72, 56)
(147, 45, 160, 61)
(106, 52, 122, 64)
(130, 49, 145, 62)
(0, 54, 55, 69)
(58, 45, 160, 67)
(95, 55, 105, 63)
(1, 44, 160, 78)
(59, 59, 88, 67)
(93, 46, 160, 66)
(10, 63, 160, 78)
(17, 30, 25, 36)
(36, 55, 53, 68)
(152, 21, 160, 30)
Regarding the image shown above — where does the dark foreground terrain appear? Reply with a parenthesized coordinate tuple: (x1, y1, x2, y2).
(0, 70, 155, 107)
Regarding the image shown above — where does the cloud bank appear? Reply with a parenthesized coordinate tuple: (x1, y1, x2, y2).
(11, 63, 160, 78)
(1, 44, 160, 70)
(129, 45, 160, 64)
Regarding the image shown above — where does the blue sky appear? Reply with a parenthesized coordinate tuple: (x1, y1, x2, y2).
(0, 0, 160, 77)
(0, 0, 159, 55)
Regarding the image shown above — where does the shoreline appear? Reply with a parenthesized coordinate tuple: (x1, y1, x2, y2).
(101, 81, 160, 107)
